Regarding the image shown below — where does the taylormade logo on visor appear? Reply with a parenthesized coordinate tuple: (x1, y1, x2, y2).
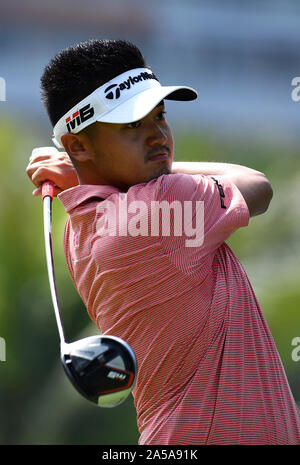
(104, 71, 158, 100)
(64, 71, 156, 131)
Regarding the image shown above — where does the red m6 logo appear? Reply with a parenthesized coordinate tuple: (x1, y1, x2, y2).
(65, 104, 95, 132)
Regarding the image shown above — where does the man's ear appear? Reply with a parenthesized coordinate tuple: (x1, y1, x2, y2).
(61, 133, 94, 162)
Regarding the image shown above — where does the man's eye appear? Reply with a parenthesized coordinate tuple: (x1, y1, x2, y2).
(127, 121, 141, 129)
(157, 111, 167, 120)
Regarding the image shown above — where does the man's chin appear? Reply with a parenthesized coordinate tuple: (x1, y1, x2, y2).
(148, 166, 172, 181)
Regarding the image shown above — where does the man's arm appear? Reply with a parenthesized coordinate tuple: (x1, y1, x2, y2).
(172, 162, 273, 217)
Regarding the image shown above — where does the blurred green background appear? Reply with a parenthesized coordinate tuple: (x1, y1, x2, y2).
(0, 0, 299, 445)
(0, 117, 299, 444)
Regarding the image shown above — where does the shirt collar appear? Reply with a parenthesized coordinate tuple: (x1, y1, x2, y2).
(58, 184, 122, 213)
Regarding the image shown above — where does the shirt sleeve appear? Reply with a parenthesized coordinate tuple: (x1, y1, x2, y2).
(150, 173, 250, 276)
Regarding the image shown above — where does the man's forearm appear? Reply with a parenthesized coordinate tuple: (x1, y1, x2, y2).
(172, 161, 262, 177)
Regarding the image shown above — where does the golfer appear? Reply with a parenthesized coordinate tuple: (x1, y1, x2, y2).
(27, 39, 300, 445)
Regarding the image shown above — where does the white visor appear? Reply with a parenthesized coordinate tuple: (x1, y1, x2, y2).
(52, 67, 197, 148)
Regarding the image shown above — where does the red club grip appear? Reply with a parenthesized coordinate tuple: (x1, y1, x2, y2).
(42, 181, 55, 200)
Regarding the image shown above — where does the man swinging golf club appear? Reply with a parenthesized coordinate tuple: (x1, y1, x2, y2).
(27, 39, 300, 445)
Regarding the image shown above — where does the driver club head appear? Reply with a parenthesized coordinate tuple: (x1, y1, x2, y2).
(61, 335, 137, 408)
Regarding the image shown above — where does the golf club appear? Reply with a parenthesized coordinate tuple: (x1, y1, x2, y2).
(41, 176, 137, 408)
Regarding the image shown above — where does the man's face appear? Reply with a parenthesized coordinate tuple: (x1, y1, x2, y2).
(83, 102, 174, 190)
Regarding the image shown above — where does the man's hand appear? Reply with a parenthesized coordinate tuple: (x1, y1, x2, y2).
(26, 147, 79, 196)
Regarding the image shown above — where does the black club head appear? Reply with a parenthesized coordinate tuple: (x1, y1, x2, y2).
(61, 335, 137, 408)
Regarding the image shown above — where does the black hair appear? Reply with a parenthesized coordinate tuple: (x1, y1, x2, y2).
(41, 39, 148, 126)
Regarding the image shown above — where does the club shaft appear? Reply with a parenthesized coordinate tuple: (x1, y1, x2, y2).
(43, 194, 66, 344)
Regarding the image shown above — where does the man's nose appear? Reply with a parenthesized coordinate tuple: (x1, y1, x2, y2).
(146, 121, 168, 146)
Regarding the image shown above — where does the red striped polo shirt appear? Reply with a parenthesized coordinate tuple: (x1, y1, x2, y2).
(58, 173, 300, 445)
